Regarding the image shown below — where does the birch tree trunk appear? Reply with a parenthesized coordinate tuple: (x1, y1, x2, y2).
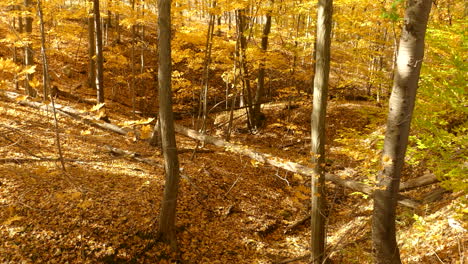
(157, 0, 181, 251)
(310, 0, 332, 263)
(372, 1, 432, 263)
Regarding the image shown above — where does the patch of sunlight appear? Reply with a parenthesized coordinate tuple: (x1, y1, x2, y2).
(242, 237, 266, 251)
(285, 236, 302, 247)
(399, 196, 467, 263)
(87, 159, 157, 179)
(3, 226, 26, 237)
(327, 216, 369, 245)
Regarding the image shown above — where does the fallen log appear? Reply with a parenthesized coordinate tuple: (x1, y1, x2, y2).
(2, 90, 129, 135)
(1, 90, 420, 208)
(399, 173, 438, 192)
(421, 187, 450, 203)
(173, 124, 420, 208)
(0, 158, 78, 164)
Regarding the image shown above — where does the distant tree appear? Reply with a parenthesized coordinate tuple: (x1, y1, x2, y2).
(24, 0, 35, 97)
(235, 8, 254, 130)
(156, 0, 181, 251)
(37, 0, 49, 100)
(93, 0, 104, 103)
(310, 0, 332, 263)
(87, 0, 96, 90)
(196, 0, 215, 133)
(372, 0, 433, 263)
(252, 0, 273, 129)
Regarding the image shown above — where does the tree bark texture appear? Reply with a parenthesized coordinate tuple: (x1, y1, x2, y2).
(372, 1, 432, 263)
(157, 0, 181, 251)
(310, 0, 332, 263)
(93, 0, 104, 103)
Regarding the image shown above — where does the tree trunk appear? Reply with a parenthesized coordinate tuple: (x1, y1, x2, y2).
(252, 1, 273, 129)
(93, 0, 104, 103)
(37, 0, 50, 100)
(157, 0, 181, 251)
(24, 0, 35, 97)
(236, 9, 254, 130)
(372, 1, 432, 263)
(88, 1, 96, 90)
(131, 0, 137, 116)
(310, 0, 332, 263)
(197, 2, 215, 133)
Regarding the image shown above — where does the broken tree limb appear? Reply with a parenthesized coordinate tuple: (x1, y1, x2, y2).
(2, 90, 129, 135)
(173, 124, 420, 208)
(104, 144, 161, 167)
(399, 173, 438, 192)
(0, 158, 78, 164)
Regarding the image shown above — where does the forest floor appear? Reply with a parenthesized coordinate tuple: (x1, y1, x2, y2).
(0, 21, 465, 264)
(1, 88, 465, 264)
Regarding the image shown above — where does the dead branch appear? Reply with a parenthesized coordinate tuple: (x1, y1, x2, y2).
(2, 90, 129, 135)
(178, 148, 214, 154)
(399, 173, 438, 192)
(421, 187, 450, 203)
(104, 144, 161, 167)
(284, 214, 310, 234)
(0, 158, 78, 164)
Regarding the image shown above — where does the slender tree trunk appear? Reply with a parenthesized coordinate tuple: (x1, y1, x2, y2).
(107, 0, 112, 28)
(131, 0, 137, 116)
(94, 0, 105, 103)
(24, 0, 35, 97)
(310, 0, 332, 263)
(372, 1, 432, 263)
(157, 0, 181, 251)
(197, 0, 215, 133)
(252, 1, 273, 129)
(116, 14, 121, 43)
(13, 13, 22, 91)
(87, 2, 96, 90)
(37, 0, 67, 172)
(291, 14, 301, 93)
(37, 0, 50, 100)
(236, 9, 254, 130)
(140, 2, 146, 74)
